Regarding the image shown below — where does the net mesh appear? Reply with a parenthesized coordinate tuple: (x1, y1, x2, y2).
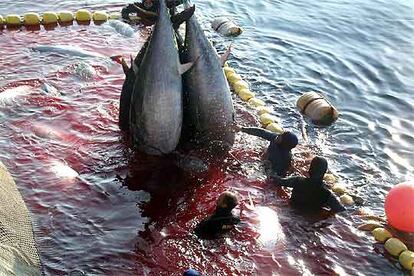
(0, 161, 41, 275)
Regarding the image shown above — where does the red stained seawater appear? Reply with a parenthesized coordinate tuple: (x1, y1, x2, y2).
(0, 12, 405, 276)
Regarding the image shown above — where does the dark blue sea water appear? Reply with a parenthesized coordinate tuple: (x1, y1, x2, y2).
(0, 0, 413, 275)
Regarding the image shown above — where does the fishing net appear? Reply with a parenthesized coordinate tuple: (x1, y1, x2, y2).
(0, 161, 42, 275)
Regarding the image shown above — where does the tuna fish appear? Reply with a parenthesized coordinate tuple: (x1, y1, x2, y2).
(180, 0, 235, 152)
(127, 0, 195, 155)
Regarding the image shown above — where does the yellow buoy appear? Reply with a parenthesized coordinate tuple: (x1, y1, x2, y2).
(384, 238, 408, 257)
(340, 194, 354, 205)
(332, 183, 347, 195)
(266, 123, 284, 134)
(226, 72, 242, 84)
(233, 80, 249, 92)
(59, 11, 74, 23)
(256, 106, 272, 115)
(358, 221, 384, 231)
(324, 173, 337, 184)
(371, 228, 392, 243)
(399, 250, 414, 270)
(0, 15, 4, 25)
(43, 12, 58, 24)
(260, 113, 277, 126)
(23, 12, 41, 25)
(223, 66, 235, 77)
(248, 97, 265, 108)
(5, 14, 21, 26)
(93, 11, 108, 22)
(238, 89, 255, 101)
(75, 9, 91, 21)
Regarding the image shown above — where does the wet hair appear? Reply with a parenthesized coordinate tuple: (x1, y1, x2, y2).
(216, 191, 238, 210)
(308, 157, 328, 179)
(278, 131, 298, 149)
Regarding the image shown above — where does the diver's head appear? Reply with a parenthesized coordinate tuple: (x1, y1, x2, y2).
(276, 131, 298, 150)
(183, 269, 200, 276)
(216, 191, 238, 211)
(308, 157, 328, 179)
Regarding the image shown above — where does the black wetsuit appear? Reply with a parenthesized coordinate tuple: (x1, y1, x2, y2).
(194, 208, 240, 239)
(242, 127, 292, 177)
(272, 175, 345, 212)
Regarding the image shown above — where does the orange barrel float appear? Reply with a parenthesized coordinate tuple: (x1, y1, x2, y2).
(297, 91, 339, 125)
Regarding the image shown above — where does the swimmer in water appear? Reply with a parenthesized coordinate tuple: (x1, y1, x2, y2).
(241, 127, 299, 177)
(194, 191, 241, 239)
(271, 157, 345, 213)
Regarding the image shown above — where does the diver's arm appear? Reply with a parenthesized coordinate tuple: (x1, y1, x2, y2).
(326, 193, 346, 213)
(270, 174, 301, 188)
(241, 127, 277, 141)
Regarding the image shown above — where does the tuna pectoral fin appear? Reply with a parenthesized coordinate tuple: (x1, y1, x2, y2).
(171, 5, 195, 29)
(179, 54, 201, 74)
(220, 43, 233, 67)
(120, 58, 130, 75)
(179, 62, 195, 75)
(132, 4, 158, 21)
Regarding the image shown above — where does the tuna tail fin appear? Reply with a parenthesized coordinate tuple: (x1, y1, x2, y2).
(171, 5, 195, 29)
(220, 43, 233, 67)
(132, 4, 158, 21)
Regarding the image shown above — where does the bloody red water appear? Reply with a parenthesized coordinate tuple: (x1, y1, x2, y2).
(0, 17, 405, 276)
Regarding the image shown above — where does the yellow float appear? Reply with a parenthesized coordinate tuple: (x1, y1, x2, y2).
(75, 9, 92, 21)
(58, 11, 74, 23)
(238, 89, 255, 101)
(384, 238, 408, 257)
(371, 228, 392, 243)
(5, 14, 21, 26)
(256, 106, 272, 115)
(0, 15, 4, 25)
(323, 173, 337, 184)
(248, 97, 265, 108)
(92, 11, 109, 22)
(399, 250, 414, 270)
(223, 66, 235, 77)
(331, 183, 347, 195)
(259, 113, 277, 126)
(340, 194, 354, 205)
(42, 12, 58, 24)
(266, 123, 284, 134)
(23, 13, 41, 25)
(226, 72, 242, 84)
(358, 221, 384, 231)
(233, 80, 249, 92)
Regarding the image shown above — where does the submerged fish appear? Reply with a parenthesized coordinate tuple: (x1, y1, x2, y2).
(108, 20, 136, 37)
(32, 45, 106, 59)
(0, 85, 32, 104)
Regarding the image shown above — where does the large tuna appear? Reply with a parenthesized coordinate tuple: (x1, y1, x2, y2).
(128, 0, 195, 155)
(180, 0, 235, 152)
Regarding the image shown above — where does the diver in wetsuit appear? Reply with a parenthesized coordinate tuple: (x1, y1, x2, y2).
(121, 0, 181, 21)
(271, 157, 345, 213)
(241, 127, 299, 177)
(194, 191, 240, 239)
